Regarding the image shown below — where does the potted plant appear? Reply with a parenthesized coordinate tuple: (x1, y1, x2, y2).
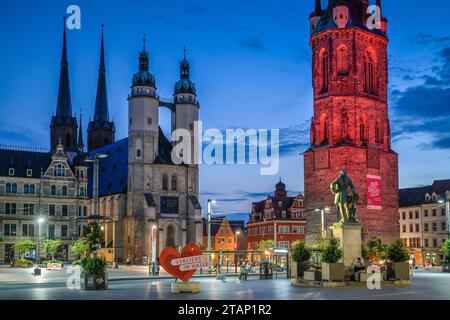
(79, 222, 108, 290)
(442, 240, 450, 273)
(71, 239, 87, 265)
(43, 239, 63, 269)
(367, 237, 384, 264)
(387, 239, 410, 280)
(291, 241, 311, 279)
(321, 238, 344, 282)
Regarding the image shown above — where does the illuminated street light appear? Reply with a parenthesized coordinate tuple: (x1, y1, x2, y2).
(207, 199, 216, 251)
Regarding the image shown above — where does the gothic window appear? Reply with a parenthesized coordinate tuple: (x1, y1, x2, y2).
(62, 185, 68, 196)
(162, 175, 168, 191)
(51, 185, 56, 196)
(360, 114, 369, 142)
(171, 175, 177, 191)
(337, 45, 349, 75)
(319, 113, 329, 144)
(364, 51, 376, 94)
(375, 118, 384, 144)
(319, 49, 329, 93)
(166, 224, 176, 248)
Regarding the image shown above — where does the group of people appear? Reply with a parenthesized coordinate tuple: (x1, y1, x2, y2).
(239, 261, 253, 280)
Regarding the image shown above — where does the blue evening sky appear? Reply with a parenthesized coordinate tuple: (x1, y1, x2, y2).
(0, 0, 449, 221)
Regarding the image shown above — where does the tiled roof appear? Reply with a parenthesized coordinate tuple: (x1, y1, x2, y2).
(202, 217, 245, 237)
(399, 179, 450, 207)
(0, 149, 52, 179)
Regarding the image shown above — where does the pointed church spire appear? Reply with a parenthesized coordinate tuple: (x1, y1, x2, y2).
(180, 46, 190, 79)
(78, 112, 84, 152)
(93, 24, 109, 123)
(56, 16, 72, 118)
(315, 0, 322, 15)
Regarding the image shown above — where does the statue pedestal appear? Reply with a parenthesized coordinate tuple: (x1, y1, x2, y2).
(330, 223, 362, 268)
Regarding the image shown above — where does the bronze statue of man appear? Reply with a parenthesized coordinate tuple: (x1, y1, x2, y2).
(330, 170, 359, 223)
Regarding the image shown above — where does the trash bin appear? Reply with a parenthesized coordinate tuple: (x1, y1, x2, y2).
(259, 261, 273, 280)
(33, 267, 41, 276)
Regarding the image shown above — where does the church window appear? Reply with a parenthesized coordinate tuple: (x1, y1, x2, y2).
(171, 175, 177, 191)
(136, 149, 141, 158)
(319, 49, 329, 92)
(166, 224, 176, 248)
(337, 45, 349, 75)
(360, 114, 369, 142)
(319, 113, 329, 144)
(364, 51, 376, 94)
(162, 175, 168, 191)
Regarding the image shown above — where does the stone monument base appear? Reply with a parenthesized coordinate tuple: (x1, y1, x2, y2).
(172, 281, 201, 294)
(330, 222, 362, 268)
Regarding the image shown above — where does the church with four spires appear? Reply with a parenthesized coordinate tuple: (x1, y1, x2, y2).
(0, 19, 202, 263)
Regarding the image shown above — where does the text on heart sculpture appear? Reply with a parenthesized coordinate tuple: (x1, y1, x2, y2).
(159, 243, 210, 282)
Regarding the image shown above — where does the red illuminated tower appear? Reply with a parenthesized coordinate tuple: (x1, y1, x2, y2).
(304, 0, 398, 244)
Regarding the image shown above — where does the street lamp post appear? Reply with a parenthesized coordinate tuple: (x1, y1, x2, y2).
(84, 154, 108, 219)
(37, 217, 45, 263)
(207, 199, 216, 251)
(314, 207, 330, 239)
(151, 225, 158, 276)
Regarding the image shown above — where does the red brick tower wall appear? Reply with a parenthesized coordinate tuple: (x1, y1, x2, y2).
(304, 1, 399, 245)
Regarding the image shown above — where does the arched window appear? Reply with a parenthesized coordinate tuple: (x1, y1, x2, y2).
(29, 184, 35, 194)
(319, 113, 329, 144)
(80, 187, 85, 197)
(24, 184, 30, 194)
(62, 186, 68, 196)
(51, 185, 56, 196)
(66, 133, 71, 147)
(375, 118, 384, 144)
(337, 45, 349, 75)
(360, 114, 369, 142)
(166, 224, 176, 248)
(11, 183, 17, 194)
(54, 164, 66, 177)
(364, 51, 376, 94)
(6, 183, 11, 193)
(162, 175, 168, 191)
(171, 176, 177, 191)
(319, 49, 329, 92)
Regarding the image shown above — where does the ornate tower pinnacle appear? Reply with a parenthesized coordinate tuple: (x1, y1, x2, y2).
(87, 24, 116, 151)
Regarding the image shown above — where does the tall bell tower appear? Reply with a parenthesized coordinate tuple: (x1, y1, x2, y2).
(304, 0, 398, 244)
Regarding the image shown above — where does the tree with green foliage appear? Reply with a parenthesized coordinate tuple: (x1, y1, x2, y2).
(43, 239, 62, 261)
(387, 239, 409, 263)
(442, 240, 450, 265)
(367, 237, 384, 262)
(361, 243, 369, 261)
(322, 238, 343, 263)
(71, 239, 87, 259)
(291, 241, 312, 263)
(258, 239, 275, 252)
(84, 222, 103, 256)
(13, 240, 36, 259)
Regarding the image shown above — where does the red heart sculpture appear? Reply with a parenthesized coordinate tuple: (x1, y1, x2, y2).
(159, 243, 203, 282)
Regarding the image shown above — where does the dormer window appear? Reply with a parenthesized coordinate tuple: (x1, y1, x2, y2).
(8, 168, 14, 176)
(26, 169, 32, 177)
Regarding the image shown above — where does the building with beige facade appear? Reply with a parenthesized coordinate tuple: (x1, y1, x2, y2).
(399, 179, 450, 266)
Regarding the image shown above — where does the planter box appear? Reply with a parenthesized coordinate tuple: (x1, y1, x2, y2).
(80, 272, 108, 290)
(322, 263, 345, 282)
(47, 263, 63, 270)
(291, 262, 307, 279)
(393, 262, 410, 281)
(304, 271, 322, 281)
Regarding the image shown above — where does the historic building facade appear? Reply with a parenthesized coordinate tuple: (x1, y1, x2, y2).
(399, 180, 450, 266)
(247, 181, 306, 250)
(91, 43, 202, 262)
(303, 0, 399, 244)
(0, 23, 89, 263)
